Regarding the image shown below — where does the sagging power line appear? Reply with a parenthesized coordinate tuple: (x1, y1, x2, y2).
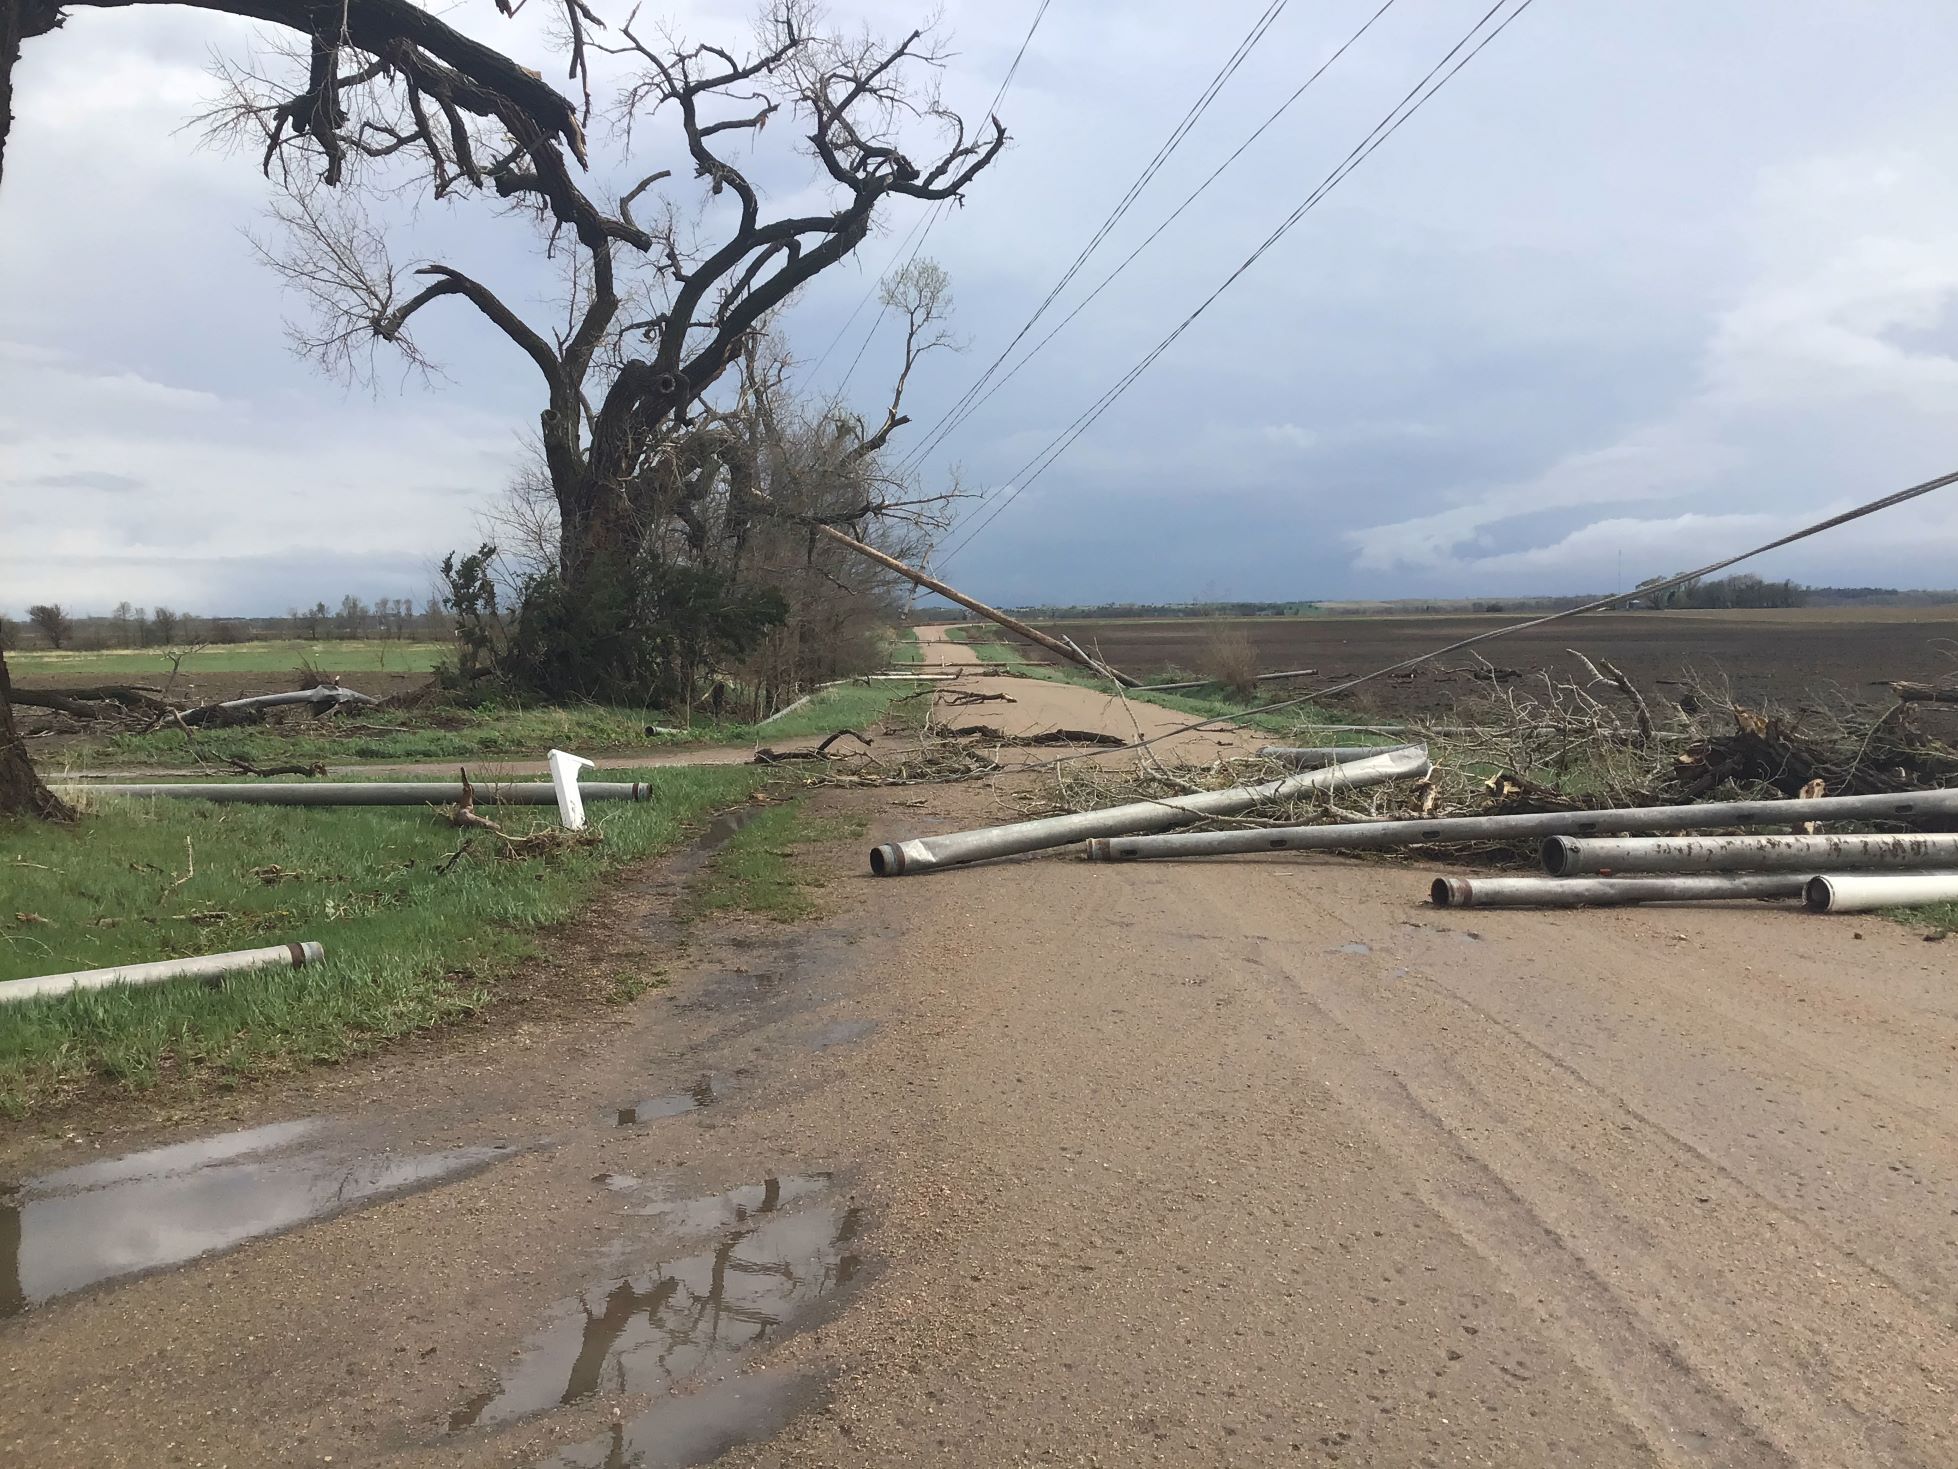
(935, 0, 1536, 567)
(898, 0, 1294, 472)
(906, 0, 1402, 472)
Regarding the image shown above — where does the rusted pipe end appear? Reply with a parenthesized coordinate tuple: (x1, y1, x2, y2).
(869, 843, 903, 877)
(1431, 877, 1472, 908)
(289, 941, 326, 967)
(1804, 875, 1836, 913)
(1084, 839, 1112, 861)
(1541, 836, 1579, 876)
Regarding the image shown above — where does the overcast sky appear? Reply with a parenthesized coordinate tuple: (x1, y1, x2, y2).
(5, 0, 1958, 616)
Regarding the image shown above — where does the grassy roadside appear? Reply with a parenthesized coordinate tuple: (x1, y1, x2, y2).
(1899, 901, 1958, 937)
(0, 674, 926, 1117)
(0, 767, 784, 1115)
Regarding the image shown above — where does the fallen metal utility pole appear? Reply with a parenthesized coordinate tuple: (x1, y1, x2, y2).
(60, 781, 655, 806)
(870, 745, 1430, 875)
(1543, 832, 1958, 877)
(1086, 787, 1958, 862)
(1805, 872, 1958, 913)
(1258, 744, 1417, 765)
(0, 941, 325, 1005)
(1430, 874, 1810, 909)
(814, 525, 1138, 686)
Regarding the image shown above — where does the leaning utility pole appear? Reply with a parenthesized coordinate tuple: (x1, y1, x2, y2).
(814, 525, 1137, 686)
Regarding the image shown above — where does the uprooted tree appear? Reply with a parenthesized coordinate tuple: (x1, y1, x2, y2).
(237, 2, 1003, 702)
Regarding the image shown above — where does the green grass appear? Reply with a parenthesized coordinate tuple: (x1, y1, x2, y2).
(1899, 901, 1958, 936)
(10, 639, 447, 678)
(683, 801, 868, 923)
(888, 626, 924, 666)
(52, 678, 928, 774)
(0, 765, 775, 1114)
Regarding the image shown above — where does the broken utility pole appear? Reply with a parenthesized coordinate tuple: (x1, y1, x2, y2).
(814, 525, 1138, 687)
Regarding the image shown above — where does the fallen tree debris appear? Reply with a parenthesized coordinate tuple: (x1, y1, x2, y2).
(443, 769, 601, 859)
(932, 723, 1127, 747)
(1889, 681, 1958, 705)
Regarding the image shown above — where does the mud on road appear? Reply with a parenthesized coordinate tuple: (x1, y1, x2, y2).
(3, 625, 1956, 1466)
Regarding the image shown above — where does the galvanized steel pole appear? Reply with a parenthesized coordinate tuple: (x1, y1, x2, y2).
(1430, 874, 1810, 909)
(1086, 788, 1958, 862)
(59, 781, 653, 806)
(1543, 832, 1958, 876)
(869, 745, 1431, 876)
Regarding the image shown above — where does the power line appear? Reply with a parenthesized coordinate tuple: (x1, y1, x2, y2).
(824, 0, 1056, 396)
(906, 0, 1402, 467)
(937, 0, 1534, 568)
(897, 0, 1292, 472)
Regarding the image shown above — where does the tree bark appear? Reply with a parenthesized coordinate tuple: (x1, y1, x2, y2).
(0, 647, 76, 821)
(1, 0, 28, 188)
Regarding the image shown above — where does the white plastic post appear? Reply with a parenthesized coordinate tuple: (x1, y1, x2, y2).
(546, 749, 597, 830)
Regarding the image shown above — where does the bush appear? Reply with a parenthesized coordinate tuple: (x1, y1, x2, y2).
(1197, 623, 1260, 699)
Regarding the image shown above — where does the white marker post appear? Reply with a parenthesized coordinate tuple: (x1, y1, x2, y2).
(546, 749, 598, 830)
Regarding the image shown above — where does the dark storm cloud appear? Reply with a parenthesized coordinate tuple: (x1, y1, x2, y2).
(5, 0, 1958, 611)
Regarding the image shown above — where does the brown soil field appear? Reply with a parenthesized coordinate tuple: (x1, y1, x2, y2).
(1039, 607, 1958, 718)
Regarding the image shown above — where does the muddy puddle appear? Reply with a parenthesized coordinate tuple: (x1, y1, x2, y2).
(615, 1076, 718, 1127)
(807, 1018, 876, 1051)
(448, 1182, 860, 1434)
(544, 1369, 814, 1469)
(0, 1119, 509, 1317)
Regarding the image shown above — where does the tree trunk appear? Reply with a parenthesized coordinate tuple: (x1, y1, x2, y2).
(0, 646, 75, 821)
(1, 0, 26, 187)
(0, 7, 72, 819)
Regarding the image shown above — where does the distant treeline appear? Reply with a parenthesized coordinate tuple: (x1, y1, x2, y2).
(911, 581, 1958, 625)
(1635, 574, 1802, 609)
(0, 596, 447, 652)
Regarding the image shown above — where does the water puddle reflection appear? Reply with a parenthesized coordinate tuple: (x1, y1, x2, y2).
(614, 1077, 717, 1128)
(449, 1188, 859, 1433)
(0, 1121, 509, 1317)
(543, 1370, 811, 1469)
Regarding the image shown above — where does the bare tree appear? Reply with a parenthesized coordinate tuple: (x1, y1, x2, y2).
(2, 0, 590, 190)
(3, 0, 600, 818)
(26, 602, 71, 649)
(240, 4, 1003, 691)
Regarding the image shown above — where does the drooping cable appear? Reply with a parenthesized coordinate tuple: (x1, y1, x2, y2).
(937, 0, 1533, 566)
(896, 0, 1292, 462)
(905, 0, 1401, 472)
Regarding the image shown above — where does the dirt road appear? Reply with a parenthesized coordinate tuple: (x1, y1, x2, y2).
(2, 631, 1954, 1466)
